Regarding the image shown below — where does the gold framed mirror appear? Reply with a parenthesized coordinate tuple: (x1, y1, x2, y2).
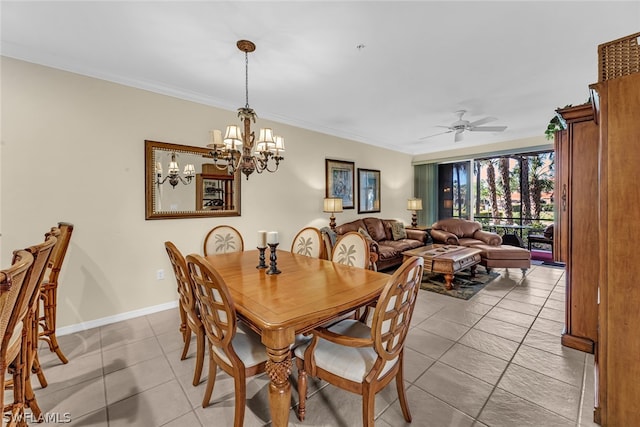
(145, 140, 241, 219)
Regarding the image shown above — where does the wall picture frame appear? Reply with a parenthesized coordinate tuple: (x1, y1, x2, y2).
(357, 168, 381, 213)
(325, 159, 355, 209)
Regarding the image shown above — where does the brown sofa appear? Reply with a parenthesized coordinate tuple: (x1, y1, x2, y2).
(431, 218, 530, 273)
(430, 218, 502, 247)
(334, 217, 431, 271)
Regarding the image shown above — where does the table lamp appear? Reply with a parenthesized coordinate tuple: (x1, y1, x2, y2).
(323, 197, 343, 231)
(407, 198, 423, 228)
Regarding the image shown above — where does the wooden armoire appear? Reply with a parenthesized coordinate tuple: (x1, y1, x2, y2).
(590, 70, 640, 427)
(554, 103, 600, 354)
(556, 32, 640, 426)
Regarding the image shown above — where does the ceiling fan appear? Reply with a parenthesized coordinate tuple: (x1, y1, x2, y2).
(420, 110, 507, 143)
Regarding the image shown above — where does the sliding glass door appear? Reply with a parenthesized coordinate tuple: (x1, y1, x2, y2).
(438, 161, 470, 220)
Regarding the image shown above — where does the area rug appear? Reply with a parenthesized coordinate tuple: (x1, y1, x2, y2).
(420, 270, 500, 300)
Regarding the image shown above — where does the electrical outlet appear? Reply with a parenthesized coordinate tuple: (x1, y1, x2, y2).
(156, 269, 165, 280)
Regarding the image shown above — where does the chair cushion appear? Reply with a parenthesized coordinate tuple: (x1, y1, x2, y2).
(294, 319, 397, 383)
(457, 238, 486, 247)
(212, 322, 268, 368)
(475, 244, 531, 260)
(376, 239, 424, 262)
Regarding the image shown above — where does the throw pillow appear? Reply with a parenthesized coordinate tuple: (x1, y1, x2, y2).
(391, 221, 407, 240)
(358, 226, 373, 240)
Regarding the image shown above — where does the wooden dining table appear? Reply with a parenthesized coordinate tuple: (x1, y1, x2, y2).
(204, 249, 391, 427)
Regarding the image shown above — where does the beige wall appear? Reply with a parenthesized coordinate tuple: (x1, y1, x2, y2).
(1, 58, 414, 330)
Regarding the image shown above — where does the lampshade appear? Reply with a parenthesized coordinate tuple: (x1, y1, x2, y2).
(168, 160, 179, 174)
(272, 135, 285, 153)
(323, 197, 343, 213)
(207, 129, 225, 149)
(257, 128, 275, 143)
(224, 125, 243, 149)
(183, 164, 195, 176)
(443, 200, 454, 209)
(256, 128, 276, 153)
(407, 198, 423, 211)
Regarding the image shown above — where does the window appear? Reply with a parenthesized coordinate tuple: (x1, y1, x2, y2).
(473, 151, 555, 229)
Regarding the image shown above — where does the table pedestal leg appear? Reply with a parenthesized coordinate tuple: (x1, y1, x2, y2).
(444, 274, 454, 290)
(266, 346, 292, 427)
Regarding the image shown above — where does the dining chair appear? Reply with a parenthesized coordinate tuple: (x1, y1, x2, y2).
(164, 241, 205, 386)
(0, 250, 33, 427)
(291, 227, 324, 259)
(185, 253, 268, 427)
(294, 255, 424, 426)
(22, 231, 58, 416)
(38, 222, 74, 366)
(203, 225, 244, 256)
(3, 232, 57, 424)
(331, 231, 371, 269)
(319, 227, 335, 260)
(331, 231, 377, 322)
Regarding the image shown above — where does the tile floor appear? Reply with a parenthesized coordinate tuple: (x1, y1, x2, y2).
(25, 264, 600, 426)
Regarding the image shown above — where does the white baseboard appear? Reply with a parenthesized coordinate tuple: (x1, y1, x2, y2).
(56, 300, 179, 336)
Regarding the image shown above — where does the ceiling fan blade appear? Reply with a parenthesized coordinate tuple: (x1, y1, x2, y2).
(418, 129, 453, 140)
(468, 116, 497, 127)
(454, 129, 464, 142)
(469, 125, 507, 132)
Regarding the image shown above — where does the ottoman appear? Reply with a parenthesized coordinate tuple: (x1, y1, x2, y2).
(474, 244, 531, 274)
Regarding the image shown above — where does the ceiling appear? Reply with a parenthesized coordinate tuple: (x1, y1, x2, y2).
(2, 1, 639, 156)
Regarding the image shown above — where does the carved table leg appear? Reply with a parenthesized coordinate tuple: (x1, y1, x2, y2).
(470, 265, 477, 277)
(444, 274, 454, 290)
(265, 346, 292, 427)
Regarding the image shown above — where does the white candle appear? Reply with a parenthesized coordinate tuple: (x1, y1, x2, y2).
(257, 230, 267, 248)
(267, 231, 278, 245)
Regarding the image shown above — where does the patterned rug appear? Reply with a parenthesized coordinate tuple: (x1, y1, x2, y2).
(420, 269, 500, 300)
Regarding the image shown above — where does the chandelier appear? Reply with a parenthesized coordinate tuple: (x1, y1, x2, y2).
(207, 40, 285, 180)
(155, 152, 195, 188)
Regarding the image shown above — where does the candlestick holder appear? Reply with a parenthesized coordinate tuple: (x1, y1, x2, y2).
(266, 243, 281, 275)
(256, 247, 267, 269)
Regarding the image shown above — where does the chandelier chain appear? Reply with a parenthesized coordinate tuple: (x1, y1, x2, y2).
(245, 51, 249, 109)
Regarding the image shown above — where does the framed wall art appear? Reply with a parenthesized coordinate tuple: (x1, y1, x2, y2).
(325, 159, 355, 209)
(357, 168, 381, 213)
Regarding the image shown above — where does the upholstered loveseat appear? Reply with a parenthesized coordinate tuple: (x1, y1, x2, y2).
(334, 217, 431, 271)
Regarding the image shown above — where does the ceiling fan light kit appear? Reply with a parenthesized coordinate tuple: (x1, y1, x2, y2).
(420, 110, 507, 142)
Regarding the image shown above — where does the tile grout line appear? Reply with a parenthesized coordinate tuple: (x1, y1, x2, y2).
(414, 266, 576, 423)
(406, 268, 524, 422)
(474, 269, 580, 424)
(150, 314, 202, 427)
